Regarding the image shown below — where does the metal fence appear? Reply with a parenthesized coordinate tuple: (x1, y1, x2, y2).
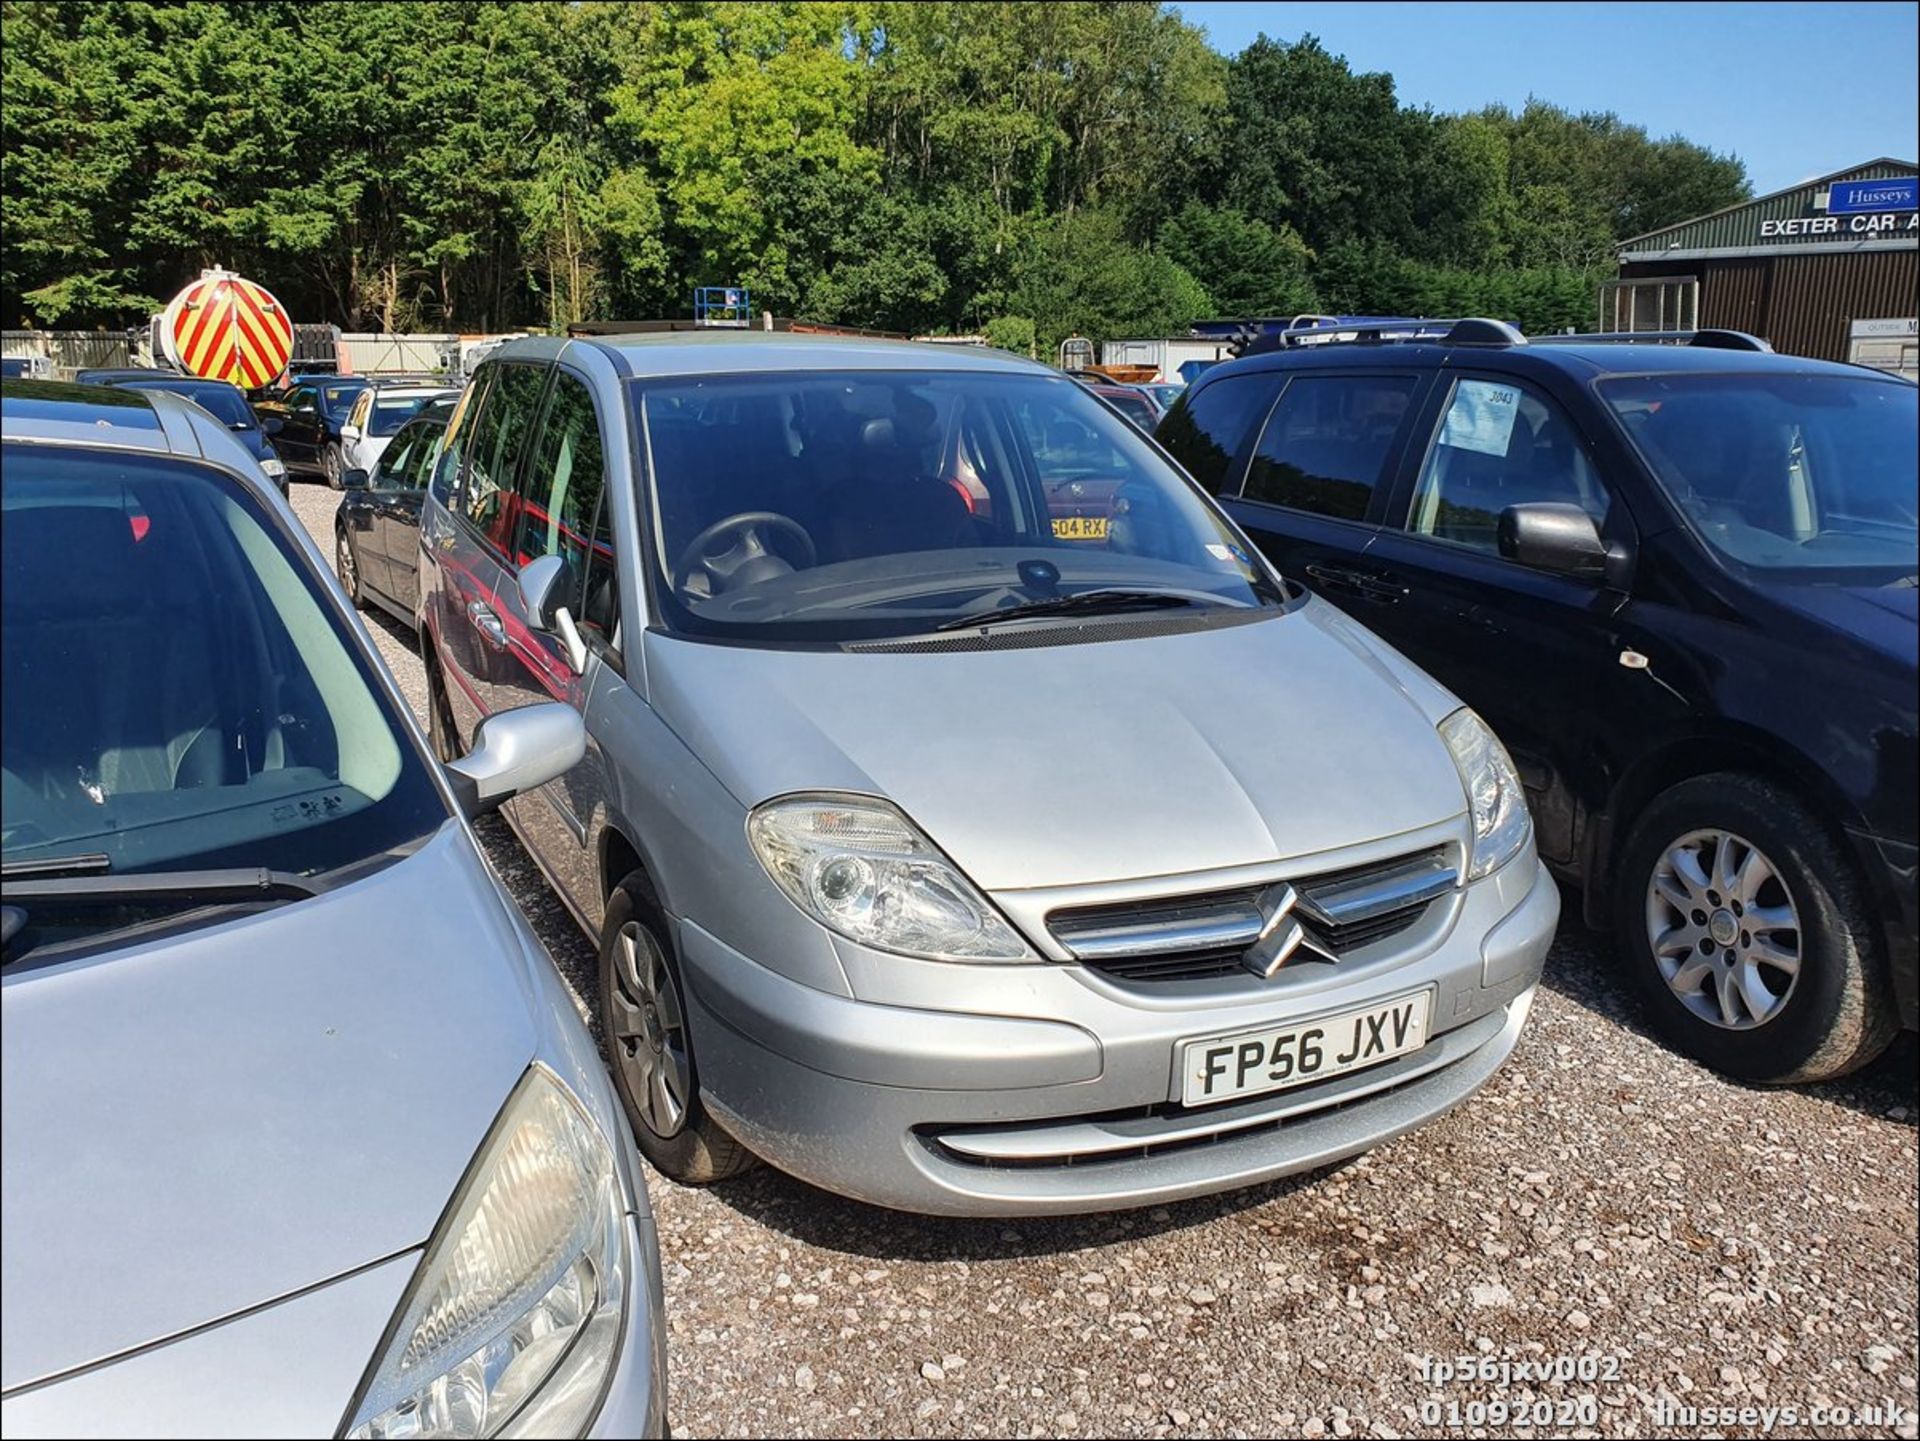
(2, 330, 132, 374)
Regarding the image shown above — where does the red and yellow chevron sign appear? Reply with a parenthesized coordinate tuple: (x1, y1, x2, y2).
(159, 270, 294, 388)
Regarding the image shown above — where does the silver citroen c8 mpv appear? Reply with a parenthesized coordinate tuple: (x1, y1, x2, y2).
(416, 333, 1559, 1216)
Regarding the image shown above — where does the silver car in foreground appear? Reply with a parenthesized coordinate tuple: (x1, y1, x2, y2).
(418, 334, 1559, 1216)
(1, 381, 665, 1437)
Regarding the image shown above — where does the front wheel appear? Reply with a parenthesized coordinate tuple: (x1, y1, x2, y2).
(598, 870, 757, 1185)
(323, 442, 345, 489)
(423, 645, 463, 763)
(1614, 773, 1897, 1083)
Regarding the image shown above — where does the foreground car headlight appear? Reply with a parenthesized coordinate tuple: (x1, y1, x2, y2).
(748, 793, 1035, 960)
(346, 1066, 628, 1439)
(1439, 708, 1531, 880)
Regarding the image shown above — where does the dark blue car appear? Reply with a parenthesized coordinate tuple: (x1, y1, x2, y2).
(1157, 317, 1918, 1083)
(91, 373, 289, 496)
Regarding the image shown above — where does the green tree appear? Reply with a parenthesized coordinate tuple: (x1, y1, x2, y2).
(1158, 203, 1314, 317)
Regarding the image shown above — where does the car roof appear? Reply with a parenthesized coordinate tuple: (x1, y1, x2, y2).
(100, 373, 238, 393)
(1, 379, 275, 489)
(1194, 336, 1881, 388)
(488, 330, 1050, 382)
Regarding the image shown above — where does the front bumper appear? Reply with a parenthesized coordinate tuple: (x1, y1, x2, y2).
(676, 856, 1558, 1216)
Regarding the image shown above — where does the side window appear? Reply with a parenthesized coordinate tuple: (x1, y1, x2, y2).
(1243, 374, 1419, 521)
(1155, 374, 1280, 495)
(348, 390, 372, 433)
(403, 427, 446, 492)
(432, 374, 487, 505)
(579, 488, 621, 650)
(513, 372, 607, 600)
(461, 364, 548, 553)
(371, 428, 416, 491)
(1406, 378, 1611, 554)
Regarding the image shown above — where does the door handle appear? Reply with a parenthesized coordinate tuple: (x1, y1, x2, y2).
(467, 600, 507, 650)
(1304, 564, 1405, 604)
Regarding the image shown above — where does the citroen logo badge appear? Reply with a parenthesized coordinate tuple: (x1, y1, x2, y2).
(1243, 882, 1337, 979)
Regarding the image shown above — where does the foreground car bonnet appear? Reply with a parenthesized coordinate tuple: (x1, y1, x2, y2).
(0, 824, 538, 1392)
(649, 597, 1469, 890)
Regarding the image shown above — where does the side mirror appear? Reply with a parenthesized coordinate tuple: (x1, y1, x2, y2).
(518, 554, 590, 674)
(443, 702, 585, 817)
(340, 467, 370, 491)
(341, 424, 361, 442)
(1498, 503, 1610, 580)
(259, 415, 284, 436)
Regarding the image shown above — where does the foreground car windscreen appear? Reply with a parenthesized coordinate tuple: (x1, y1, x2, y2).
(1602, 372, 1918, 579)
(1, 444, 446, 957)
(634, 369, 1280, 641)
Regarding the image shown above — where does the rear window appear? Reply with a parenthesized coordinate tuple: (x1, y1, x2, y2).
(1242, 374, 1419, 521)
(369, 392, 448, 437)
(124, 381, 253, 429)
(1155, 373, 1278, 494)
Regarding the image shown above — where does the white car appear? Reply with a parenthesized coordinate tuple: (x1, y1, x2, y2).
(340, 383, 459, 476)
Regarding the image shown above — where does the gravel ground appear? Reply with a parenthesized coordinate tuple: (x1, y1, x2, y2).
(296, 482, 1918, 1440)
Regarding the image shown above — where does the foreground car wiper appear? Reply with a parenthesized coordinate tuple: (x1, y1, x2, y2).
(935, 588, 1213, 632)
(0, 866, 320, 902)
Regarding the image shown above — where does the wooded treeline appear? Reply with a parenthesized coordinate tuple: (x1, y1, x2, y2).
(1, 1, 1750, 349)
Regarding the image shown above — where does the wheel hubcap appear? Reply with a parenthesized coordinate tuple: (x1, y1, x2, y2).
(608, 922, 690, 1137)
(1645, 827, 1801, 1030)
(337, 537, 354, 588)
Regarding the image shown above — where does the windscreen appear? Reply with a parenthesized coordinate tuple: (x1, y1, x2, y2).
(635, 368, 1278, 642)
(1602, 372, 1918, 578)
(1, 444, 446, 884)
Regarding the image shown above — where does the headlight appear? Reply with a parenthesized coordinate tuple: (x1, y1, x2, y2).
(747, 793, 1035, 961)
(260, 456, 286, 476)
(1438, 708, 1531, 880)
(346, 1066, 628, 1439)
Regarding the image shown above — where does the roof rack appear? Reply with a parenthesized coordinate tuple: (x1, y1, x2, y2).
(1531, 328, 1774, 353)
(1231, 316, 1774, 358)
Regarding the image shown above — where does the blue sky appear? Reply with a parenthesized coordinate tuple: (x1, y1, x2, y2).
(1174, 2, 1919, 195)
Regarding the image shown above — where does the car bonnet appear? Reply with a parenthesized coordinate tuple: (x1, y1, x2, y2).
(647, 595, 1470, 891)
(0, 822, 541, 1391)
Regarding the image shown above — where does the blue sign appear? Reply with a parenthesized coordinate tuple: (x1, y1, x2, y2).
(1827, 177, 1917, 214)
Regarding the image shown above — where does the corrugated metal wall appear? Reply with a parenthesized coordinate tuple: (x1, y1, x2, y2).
(1620, 250, 1917, 360)
(1766, 250, 1920, 360)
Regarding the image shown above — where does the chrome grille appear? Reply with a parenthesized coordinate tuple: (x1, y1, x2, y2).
(1049, 847, 1456, 984)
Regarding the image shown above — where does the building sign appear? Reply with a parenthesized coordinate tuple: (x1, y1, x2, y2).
(1827, 177, 1918, 214)
(1849, 317, 1918, 339)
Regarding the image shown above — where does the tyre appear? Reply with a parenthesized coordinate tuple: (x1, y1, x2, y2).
(423, 645, 463, 763)
(1614, 772, 1897, 1083)
(335, 527, 363, 608)
(598, 869, 757, 1185)
(323, 442, 344, 489)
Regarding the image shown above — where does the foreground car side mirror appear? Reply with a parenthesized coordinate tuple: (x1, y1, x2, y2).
(1498, 503, 1613, 581)
(518, 554, 590, 675)
(444, 702, 585, 817)
(340, 467, 370, 491)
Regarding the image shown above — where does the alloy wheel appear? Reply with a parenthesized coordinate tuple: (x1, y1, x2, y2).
(1645, 827, 1802, 1030)
(324, 445, 342, 486)
(336, 531, 356, 595)
(607, 921, 691, 1138)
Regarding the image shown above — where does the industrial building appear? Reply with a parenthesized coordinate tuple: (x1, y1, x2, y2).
(1606, 158, 1917, 378)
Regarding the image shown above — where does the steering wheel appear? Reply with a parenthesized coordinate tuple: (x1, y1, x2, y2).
(671, 511, 817, 599)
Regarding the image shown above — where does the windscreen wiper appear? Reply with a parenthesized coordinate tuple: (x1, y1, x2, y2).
(0, 866, 320, 903)
(935, 588, 1214, 632)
